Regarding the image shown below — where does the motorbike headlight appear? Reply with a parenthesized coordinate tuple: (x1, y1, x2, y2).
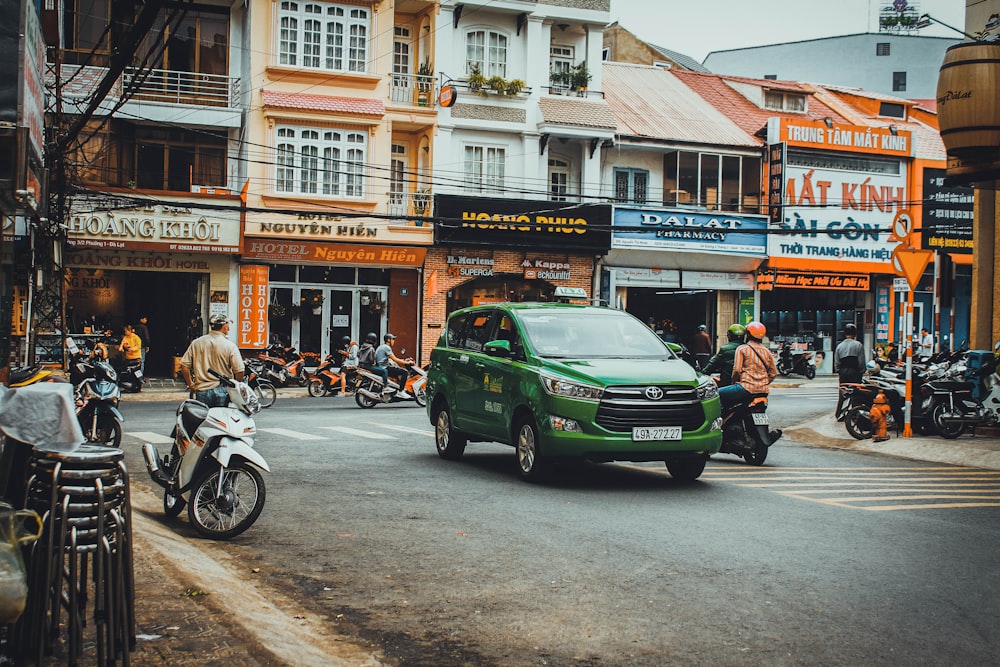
(697, 375, 719, 400)
(539, 371, 603, 401)
(238, 383, 261, 414)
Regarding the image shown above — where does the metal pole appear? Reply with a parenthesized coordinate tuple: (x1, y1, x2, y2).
(903, 290, 914, 438)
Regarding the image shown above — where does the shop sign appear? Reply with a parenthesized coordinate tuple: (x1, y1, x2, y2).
(446, 254, 494, 278)
(611, 267, 681, 288)
(67, 203, 242, 253)
(769, 117, 912, 158)
(769, 161, 906, 265)
(770, 271, 871, 291)
(611, 207, 767, 256)
(242, 239, 426, 267)
(876, 283, 891, 342)
(244, 213, 433, 246)
(238, 265, 269, 349)
(435, 195, 612, 251)
(921, 168, 974, 254)
(522, 258, 570, 281)
(767, 143, 785, 224)
(64, 249, 215, 272)
(682, 271, 754, 290)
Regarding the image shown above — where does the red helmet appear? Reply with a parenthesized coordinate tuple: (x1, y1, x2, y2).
(745, 321, 766, 340)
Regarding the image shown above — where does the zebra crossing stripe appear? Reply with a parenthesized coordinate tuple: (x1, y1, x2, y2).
(257, 427, 327, 441)
(370, 423, 434, 437)
(320, 426, 395, 440)
(128, 431, 173, 444)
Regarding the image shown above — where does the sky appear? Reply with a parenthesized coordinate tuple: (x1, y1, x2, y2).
(607, 0, 969, 63)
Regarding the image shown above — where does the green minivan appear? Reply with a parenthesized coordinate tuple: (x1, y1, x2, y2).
(426, 296, 723, 482)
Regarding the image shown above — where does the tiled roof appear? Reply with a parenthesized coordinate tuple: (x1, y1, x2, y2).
(647, 44, 709, 73)
(261, 90, 385, 116)
(602, 62, 758, 146)
(538, 96, 617, 130)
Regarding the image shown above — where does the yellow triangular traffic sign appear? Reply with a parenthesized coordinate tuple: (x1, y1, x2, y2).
(892, 246, 933, 290)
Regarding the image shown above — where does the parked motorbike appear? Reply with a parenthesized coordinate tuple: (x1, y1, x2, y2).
(354, 361, 427, 408)
(113, 357, 143, 393)
(922, 351, 1000, 439)
(6, 365, 56, 387)
(307, 353, 358, 397)
(72, 355, 124, 447)
(841, 363, 937, 439)
(718, 393, 780, 466)
(776, 345, 816, 379)
(141, 368, 269, 539)
(255, 344, 309, 387)
(243, 358, 277, 408)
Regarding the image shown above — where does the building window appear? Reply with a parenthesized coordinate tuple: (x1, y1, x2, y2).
(764, 74, 777, 80)
(614, 168, 648, 204)
(274, 125, 368, 197)
(893, 71, 907, 92)
(548, 157, 570, 201)
(879, 102, 906, 119)
(663, 150, 761, 213)
(464, 145, 505, 193)
(876, 42, 890, 56)
(277, 1, 369, 73)
(550, 45, 574, 82)
(764, 90, 806, 113)
(466, 30, 507, 77)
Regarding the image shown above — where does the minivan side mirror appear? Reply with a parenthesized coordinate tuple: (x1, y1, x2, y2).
(665, 342, 683, 355)
(484, 340, 511, 357)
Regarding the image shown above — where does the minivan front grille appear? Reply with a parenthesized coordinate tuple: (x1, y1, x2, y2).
(594, 385, 706, 432)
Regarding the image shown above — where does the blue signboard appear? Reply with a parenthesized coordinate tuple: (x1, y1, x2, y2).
(611, 206, 768, 255)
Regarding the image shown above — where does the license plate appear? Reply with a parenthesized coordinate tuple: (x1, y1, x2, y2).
(751, 413, 769, 425)
(134, 370, 143, 379)
(632, 426, 682, 441)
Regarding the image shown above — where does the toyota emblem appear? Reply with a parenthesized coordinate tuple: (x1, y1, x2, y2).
(644, 386, 664, 400)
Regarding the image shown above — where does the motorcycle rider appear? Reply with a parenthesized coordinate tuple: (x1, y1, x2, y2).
(334, 335, 358, 395)
(180, 314, 245, 407)
(374, 333, 413, 398)
(703, 324, 745, 387)
(717, 321, 782, 443)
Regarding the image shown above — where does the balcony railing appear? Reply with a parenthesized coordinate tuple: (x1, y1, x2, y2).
(388, 191, 433, 222)
(389, 73, 437, 108)
(122, 67, 240, 108)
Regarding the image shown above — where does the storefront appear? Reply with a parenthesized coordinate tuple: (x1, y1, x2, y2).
(763, 118, 913, 368)
(423, 195, 611, 362)
(62, 196, 242, 376)
(241, 212, 431, 361)
(601, 205, 767, 349)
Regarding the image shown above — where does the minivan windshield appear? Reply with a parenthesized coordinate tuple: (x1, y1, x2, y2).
(517, 309, 677, 359)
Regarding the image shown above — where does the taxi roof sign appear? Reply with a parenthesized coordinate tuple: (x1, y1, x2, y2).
(553, 286, 588, 302)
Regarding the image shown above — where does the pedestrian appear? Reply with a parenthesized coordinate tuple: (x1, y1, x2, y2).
(134, 315, 151, 372)
(834, 323, 865, 385)
(118, 324, 143, 364)
(702, 324, 744, 387)
(179, 314, 245, 407)
(919, 328, 934, 361)
(691, 324, 713, 370)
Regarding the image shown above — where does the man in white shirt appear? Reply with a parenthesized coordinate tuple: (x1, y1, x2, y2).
(919, 328, 934, 361)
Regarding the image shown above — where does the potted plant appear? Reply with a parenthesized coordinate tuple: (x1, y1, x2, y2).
(505, 78, 526, 96)
(412, 188, 431, 223)
(487, 75, 508, 95)
(303, 293, 324, 315)
(417, 59, 433, 106)
(467, 63, 487, 93)
(571, 61, 591, 94)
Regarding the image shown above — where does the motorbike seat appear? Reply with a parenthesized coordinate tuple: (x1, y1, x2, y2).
(178, 399, 211, 436)
(9, 366, 41, 384)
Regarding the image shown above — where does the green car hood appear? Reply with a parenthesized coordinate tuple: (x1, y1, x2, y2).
(537, 357, 700, 387)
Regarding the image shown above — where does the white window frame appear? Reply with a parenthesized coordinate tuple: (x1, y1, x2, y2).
(548, 156, 572, 201)
(466, 29, 508, 77)
(464, 144, 506, 193)
(277, 1, 369, 73)
(274, 124, 368, 198)
(763, 90, 807, 113)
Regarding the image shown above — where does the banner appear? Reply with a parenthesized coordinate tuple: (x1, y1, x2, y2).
(238, 265, 269, 349)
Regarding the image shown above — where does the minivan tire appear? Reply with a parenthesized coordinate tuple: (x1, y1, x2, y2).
(666, 457, 706, 482)
(434, 404, 467, 460)
(515, 417, 549, 483)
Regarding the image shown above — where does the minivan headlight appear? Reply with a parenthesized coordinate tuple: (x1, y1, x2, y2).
(697, 376, 719, 400)
(539, 371, 604, 401)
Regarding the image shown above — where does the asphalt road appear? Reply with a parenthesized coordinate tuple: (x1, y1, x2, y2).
(118, 388, 1000, 666)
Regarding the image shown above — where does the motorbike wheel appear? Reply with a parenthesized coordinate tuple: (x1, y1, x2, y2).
(743, 443, 768, 466)
(844, 406, 874, 440)
(355, 386, 379, 409)
(805, 366, 816, 380)
(666, 458, 706, 481)
(254, 381, 277, 409)
(163, 490, 185, 518)
(90, 415, 122, 448)
(307, 379, 326, 398)
(931, 402, 966, 440)
(296, 373, 309, 387)
(413, 384, 427, 407)
(187, 462, 266, 540)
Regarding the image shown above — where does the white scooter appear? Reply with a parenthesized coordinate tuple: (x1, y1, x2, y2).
(141, 369, 269, 539)
(354, 360, 427, 408)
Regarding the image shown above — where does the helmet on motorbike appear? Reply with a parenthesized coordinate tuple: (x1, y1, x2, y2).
(384, 333, 396, 342)
(745, 321, 766, 341)
(365, 332, 377, 343)
(341, 335, 351, 346)
(726, 324, 745, 342)
(844, 323, 857, 336)
(698, 324, 707, 332)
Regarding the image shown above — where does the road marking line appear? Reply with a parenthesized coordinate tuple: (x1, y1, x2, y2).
(320, 426, 395, 440)
(128, 431, 173, 444)
(257, 427, 327, 441)
(369, 423, 433, 436)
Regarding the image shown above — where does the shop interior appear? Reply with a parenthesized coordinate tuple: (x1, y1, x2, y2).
(623, 288, 714, 349)
(446, 275, 552, 312)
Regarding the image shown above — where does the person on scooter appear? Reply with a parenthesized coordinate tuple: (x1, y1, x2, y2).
(374, 333, 413, 398)
(180, 314, 245, 407)
(335, 335, 358, 395)
(703, 324, 745, 387)
(717, 321, 782, 444)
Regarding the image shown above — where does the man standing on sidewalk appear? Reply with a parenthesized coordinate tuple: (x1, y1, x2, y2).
(834, 324, 865, 385)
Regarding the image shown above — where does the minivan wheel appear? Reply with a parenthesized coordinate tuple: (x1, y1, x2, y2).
(434, 405, 466, 460)
(666, 458, 706, 482)
(515, 417, 549, 482)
